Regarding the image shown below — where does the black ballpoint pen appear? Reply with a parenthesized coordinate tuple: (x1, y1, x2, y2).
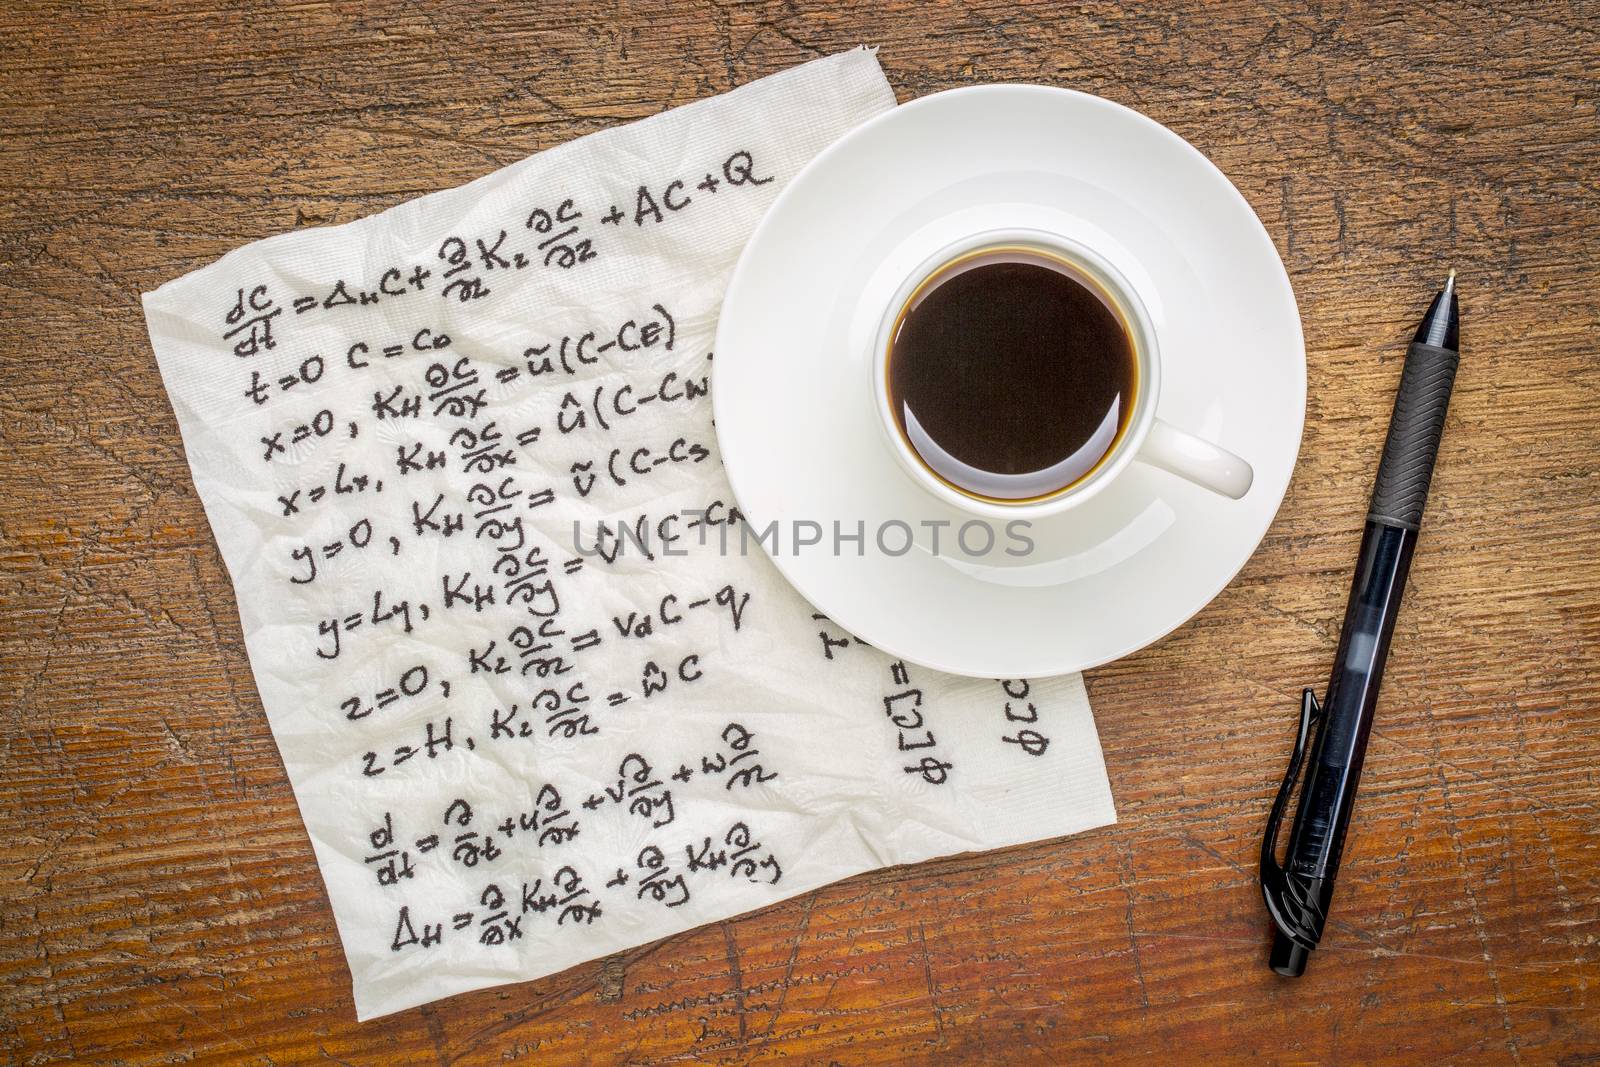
(1260, 270, 1462, 977)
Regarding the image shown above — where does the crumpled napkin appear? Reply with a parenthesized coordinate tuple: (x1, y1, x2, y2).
(141, 48, 1115, 1020)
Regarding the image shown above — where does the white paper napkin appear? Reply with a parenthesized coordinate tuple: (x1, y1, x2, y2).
(141, 48, 1115, 1020)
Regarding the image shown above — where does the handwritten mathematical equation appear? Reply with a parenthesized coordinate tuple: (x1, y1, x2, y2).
(199, 137, 1060, 977)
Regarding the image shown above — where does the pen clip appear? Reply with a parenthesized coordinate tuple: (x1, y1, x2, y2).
(1259, 687, 1323, 946)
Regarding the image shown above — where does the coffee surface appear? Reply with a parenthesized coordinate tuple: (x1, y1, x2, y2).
(887, 251, 1135, 501)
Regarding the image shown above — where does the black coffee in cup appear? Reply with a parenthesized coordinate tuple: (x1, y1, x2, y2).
(885, 247, 1137, 502)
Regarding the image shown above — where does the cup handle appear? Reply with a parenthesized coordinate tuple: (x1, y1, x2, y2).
(1137, 418, 1253, 499)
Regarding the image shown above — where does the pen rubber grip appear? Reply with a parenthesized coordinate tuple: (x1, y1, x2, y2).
(1368, 342, 1459, 530)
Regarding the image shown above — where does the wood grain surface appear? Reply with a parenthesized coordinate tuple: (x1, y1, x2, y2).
(3, 1, 1597, 1063)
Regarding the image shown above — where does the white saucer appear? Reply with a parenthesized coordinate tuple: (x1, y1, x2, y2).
(714, 85, 1304, 678)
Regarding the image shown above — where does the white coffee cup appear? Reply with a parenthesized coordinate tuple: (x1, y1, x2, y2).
(871, 227, 1253, 520)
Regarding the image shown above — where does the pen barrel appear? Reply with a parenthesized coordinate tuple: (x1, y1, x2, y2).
(1368, 342, 1460, 530)
(1286, 522, 1417, 883)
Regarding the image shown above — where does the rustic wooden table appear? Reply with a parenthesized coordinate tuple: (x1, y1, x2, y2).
(4, 2, 1597, 1063)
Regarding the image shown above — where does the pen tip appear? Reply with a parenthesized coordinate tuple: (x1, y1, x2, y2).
(1416, 267, 1461, 347)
